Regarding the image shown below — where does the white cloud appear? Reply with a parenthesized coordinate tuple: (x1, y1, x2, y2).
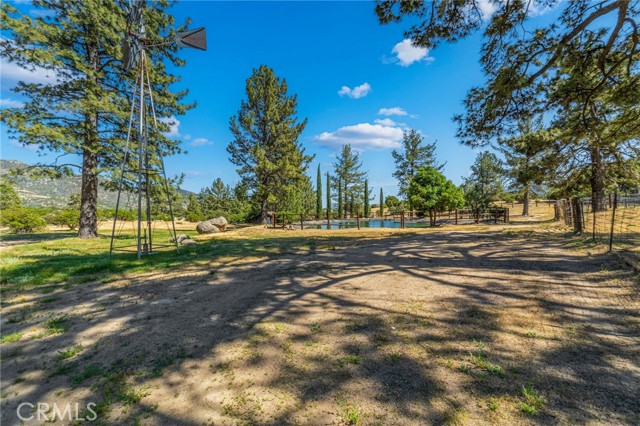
(190, 137, 212, 147)
(0, 58, 57, 85)
(476, 0, 498, 21)
(9, 140, 38, 151)
(315, 123, 403, 150)
(391, 39, 434, 67)
(374, 118, 397, 127)
(338, 82, 371, 99)
(159, 116, 180, 138)
(378, 107, 408, 117)
(0, 98, 25, 108)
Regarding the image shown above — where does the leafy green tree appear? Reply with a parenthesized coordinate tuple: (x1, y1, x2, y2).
(316, 165, 322, 218)
(542, 35, 640, 210)
(332, 145, 366, 218)
(363, 179, 370, 218)
(379, 188, 384, 218)
(51, 209, 80, 230)
(384, 195, 404, 215)
(376, 1, 638, 146)
(498, 117, 548, 216)
(0, 207, 46, 233)
(462, 152, 505, 210)
(326, 172, 331, 219)
(0, 179, 21, 210)
(185, 193, 205, 222)
(408, 167, 464, 226)
(1, 1, 192, 238)
(227, 65, 313, 223)
(392, 129, 442, 209)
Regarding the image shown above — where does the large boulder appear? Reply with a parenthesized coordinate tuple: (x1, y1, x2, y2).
(196, 216, 228, 234)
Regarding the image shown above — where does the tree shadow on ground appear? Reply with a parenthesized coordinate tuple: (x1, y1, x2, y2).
(1, 230, 638, 425)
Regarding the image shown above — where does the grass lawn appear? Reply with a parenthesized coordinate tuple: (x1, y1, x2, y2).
(1, 222, 638, 425)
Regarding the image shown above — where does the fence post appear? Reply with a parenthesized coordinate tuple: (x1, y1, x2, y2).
(401, 211, 405, 229)
(608, 191, 617, 252)
(592, 193, 596, 240)
(455, 209, 458, 225)
(356, 212, 360, 230)
(572, 197, 583, 233)
(327, 210, 330, 230)
(300, 214, 304, 230)
(475, 209, 479, 224)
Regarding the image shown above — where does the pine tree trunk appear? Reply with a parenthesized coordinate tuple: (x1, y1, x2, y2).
(260, 198, 269, 224)
(78, 122, 99, 239)
(590, 145, 606, 212)
(522, 188, 530, 216)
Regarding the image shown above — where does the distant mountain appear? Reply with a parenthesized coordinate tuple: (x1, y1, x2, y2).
(0, 159, 192, 209)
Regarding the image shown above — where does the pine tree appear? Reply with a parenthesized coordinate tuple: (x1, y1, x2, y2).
(462, 152, 505, 210)
(392, 129, 442, 210)
(316, 164, 322, 218)
(0, 179, 21, 210)
(332, 144, 366, 219)
(227, 65, 313, 223)
(363, 179, 370, 218)
(379, 188, 384, 218)
(1, 1, 191, 238)
(326, 172, 331, 219)
(185, 193, 205, 222)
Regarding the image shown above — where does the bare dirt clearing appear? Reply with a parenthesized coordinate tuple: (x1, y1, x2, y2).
(1, 226, 638, 425)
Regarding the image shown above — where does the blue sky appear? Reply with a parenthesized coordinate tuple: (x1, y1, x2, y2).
(0, 1, 554, 198)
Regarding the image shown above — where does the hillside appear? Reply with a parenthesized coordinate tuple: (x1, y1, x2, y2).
(0, 159, 191, 208)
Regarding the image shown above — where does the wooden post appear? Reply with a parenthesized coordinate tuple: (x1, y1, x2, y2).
(455, 209, 458, 225)
(475, 209, 479, 224)
(327, 210, 330, 230)
(608, 191, 617, 252)
(401, 211, 405, 229)
(300, 214, 304, 230)
(357, 212, 360, 230)
(273, 213, 276, 228)
(592, 194, 596, 240)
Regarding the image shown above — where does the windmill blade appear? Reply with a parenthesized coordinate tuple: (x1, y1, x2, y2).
(122, 0, 145, 70)
(175, 27, 207, 51)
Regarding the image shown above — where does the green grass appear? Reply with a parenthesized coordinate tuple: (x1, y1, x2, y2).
(0, 331, 23, 343)
(469, 350, 504, 376)
(55, 344, 84, 361)
(44, 316, 69, 334)
(340, 402, 363, 426)
(520, 384, 546, 415)
(0, 229, 385, 293)
(70, 363, 102, 387)
(340, 354, 363, 366)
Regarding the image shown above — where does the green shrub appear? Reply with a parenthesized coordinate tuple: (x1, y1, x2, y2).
(51, 209, 80, 230)
(0, 207, 47, 233)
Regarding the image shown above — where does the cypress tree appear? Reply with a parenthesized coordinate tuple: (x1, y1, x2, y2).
(364, 179, 370, 218)
(379, 188, 384, 218)
(326, 172, 331, 219)
(316, 164, 322, 218)
(337, 178, 343, 217)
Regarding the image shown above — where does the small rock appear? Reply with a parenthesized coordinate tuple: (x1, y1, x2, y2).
(181, 239, 197, 246)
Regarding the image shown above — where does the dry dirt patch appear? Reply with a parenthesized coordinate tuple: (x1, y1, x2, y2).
(1, 227, 638, 425)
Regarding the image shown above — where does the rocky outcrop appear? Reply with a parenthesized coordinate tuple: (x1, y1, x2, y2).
(196, 216, 228, 234)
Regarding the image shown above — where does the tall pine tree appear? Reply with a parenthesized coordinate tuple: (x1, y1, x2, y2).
(0, 1, 192, 238)
(392, 129, 441, 210)
(332, 144, 366, 219)
(227, 65, 313, 223)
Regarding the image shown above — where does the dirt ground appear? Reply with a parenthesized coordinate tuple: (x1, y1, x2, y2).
(1, 225, 639, 425)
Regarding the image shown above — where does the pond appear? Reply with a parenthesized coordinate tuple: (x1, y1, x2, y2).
(310, 219, 431, 230)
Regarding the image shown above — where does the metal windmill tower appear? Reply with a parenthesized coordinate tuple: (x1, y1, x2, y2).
(110, 0, 207, 258)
